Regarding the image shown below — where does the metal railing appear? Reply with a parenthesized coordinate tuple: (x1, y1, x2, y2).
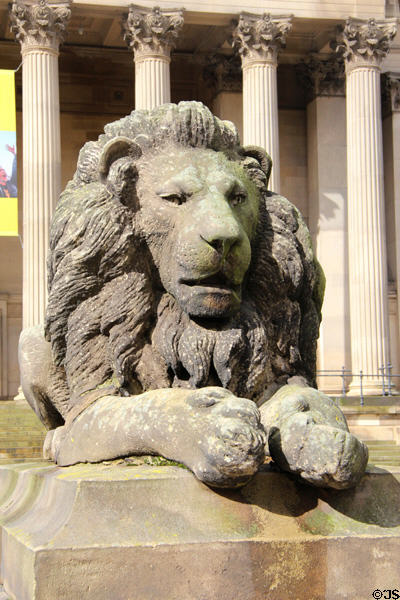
(316, 363, 399, 405)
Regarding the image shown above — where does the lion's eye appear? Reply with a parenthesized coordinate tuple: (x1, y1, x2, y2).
(159, 192, 188, 205)
(230, 191, 247, 207)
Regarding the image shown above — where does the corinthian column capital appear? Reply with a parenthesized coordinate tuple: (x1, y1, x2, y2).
(335, 17, 397, 71)
(232, 13, 292, 66)
(10, 0, 71, 54)
(123, 5, 184, 60)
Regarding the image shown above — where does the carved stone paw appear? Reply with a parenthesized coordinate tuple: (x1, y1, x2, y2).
(43, 426, 66, 462)
(182, 387, 266, 488)
(268, 411, 369, 489)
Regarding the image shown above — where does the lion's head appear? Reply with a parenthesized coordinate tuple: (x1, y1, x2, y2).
(45, 101, 324, 418)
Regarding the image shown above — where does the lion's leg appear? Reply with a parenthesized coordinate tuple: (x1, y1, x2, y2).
(46, 387, 266, 488)
(259, 384, 368, 489)
(19, 325, 66, 429)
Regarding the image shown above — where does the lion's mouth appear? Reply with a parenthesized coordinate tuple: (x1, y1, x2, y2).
(181, 272, 239, 293)
(175, 271, 243, 317)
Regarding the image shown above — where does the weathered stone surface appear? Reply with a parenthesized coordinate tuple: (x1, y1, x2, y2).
(0, 586, 9, 600)
(0, 462, 399, 600)
(18, 101, 367, 489)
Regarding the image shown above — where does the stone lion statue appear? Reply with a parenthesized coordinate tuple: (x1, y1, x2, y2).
(19, 101, 368, 489)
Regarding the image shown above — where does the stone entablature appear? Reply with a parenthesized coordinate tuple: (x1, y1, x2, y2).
(123, 5, 184, 61)
(232, 12, 292, 66)
(335, 17, 398, 71)
(10, 0, 71, 54)
(297, 54, 345, 101)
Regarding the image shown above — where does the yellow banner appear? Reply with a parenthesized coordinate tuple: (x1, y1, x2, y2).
(0, 69, 18, 236)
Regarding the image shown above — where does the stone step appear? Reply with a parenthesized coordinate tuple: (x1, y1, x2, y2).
(0, 434, 45, 440)
(370, 459, 400, 463)
(366, 451, 400, 457)
(369, 454, 400, 460)
(370, 463, 400, 467)
(364, 438, 400, 466)
(0, 445, 43, 454)
(364, 440, 397, 446)
(0, 418, 45, 426)
(0, 424, 44, 429)
(0, 423, 44, 428)
(0, 404, 47, 463)
(368, 447, 400, 453)
(370, 453, 400, 459)
(367, 445, 400, 451)
(0, 439, 45, 448)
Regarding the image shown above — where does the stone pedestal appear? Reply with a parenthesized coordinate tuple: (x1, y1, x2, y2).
(335, 18, 397, 394)
(1, 461, 400, 599)
(123, 6, 183, 110)
(10, 1, 71, 329)
(233, 14, 292, 193)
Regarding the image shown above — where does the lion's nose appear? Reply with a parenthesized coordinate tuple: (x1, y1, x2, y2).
(200, 231, 240, 258)
(208, 239, 225, 254)
(197, 193, 242, 256)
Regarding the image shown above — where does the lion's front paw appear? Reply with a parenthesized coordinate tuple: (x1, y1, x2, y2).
(43, 426, 66, 462)
(269, 412, 368, 489)
(183, 388, 266, 488)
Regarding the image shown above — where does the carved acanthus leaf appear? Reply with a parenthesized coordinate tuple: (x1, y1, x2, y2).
(10, 0, 71, 50)
(232, 13, 292, 63)
(335, 17, 397, 65)
(123, 5, 184, 56)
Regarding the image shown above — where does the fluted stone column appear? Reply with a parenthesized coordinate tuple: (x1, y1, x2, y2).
(233, 14, 292, 192)
(123, 6, 183, 110)
(10, 0, 70, 329)
(335, 18, 397, 394)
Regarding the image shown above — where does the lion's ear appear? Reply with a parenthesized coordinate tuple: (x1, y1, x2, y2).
(242, 146, 272, 185)
(99, 136, 142, 182)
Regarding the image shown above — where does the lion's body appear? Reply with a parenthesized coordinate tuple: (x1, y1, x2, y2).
(19, 102, 367, 490)
(29, 102, 324, 428)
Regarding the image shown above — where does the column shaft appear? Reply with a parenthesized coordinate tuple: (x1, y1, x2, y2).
(335, 17, 397, 394)
(232, 13, 291, 194)
(22, 48, 61, 328)
(135, 56, 170, 110)
(346, 65, 389, 390)
(10, 0, 70, 330)
(243, 61, 280, 192)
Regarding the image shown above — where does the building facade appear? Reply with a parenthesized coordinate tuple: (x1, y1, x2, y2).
(0, 0, 399, 398)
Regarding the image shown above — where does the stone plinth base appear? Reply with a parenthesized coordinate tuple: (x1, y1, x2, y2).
(0, 462, 400, 600)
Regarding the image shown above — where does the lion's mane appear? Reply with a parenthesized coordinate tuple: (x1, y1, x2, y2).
(44, 101, 324, 422)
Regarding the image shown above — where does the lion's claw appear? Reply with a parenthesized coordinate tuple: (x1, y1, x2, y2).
(269, 412, 369, 489)
(182, 388, 266, 487)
